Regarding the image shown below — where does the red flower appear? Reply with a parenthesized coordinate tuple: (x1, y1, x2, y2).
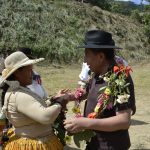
(113, 66, 119, 73)
(113, 65, 132, 77)
(125, 66, 133, 77)
(119, 65, 125, 71)
(87, 112, 97, 119)
(74, 88, 85, 100)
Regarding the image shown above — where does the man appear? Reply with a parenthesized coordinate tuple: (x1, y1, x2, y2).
(65, 30, 136, 150)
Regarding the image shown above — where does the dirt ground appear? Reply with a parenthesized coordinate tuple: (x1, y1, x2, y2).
(128, 63, 150, 149)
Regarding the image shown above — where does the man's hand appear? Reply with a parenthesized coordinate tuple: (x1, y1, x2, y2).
(64, 117, 90, 133)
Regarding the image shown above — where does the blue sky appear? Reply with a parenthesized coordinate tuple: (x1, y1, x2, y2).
(117, 0, 149, 4)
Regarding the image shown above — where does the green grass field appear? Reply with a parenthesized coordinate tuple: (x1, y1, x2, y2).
(35, 62, 150, 149)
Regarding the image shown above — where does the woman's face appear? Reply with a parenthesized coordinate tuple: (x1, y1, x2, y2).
(14, 65, 33, 86)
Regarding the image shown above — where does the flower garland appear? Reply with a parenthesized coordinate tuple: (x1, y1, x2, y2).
(67, 61, 133, 148)
(72, 64, 132, 119)
(53, 110, 67, 146)
(53, 58, 133, 147)
(87, 65, 132, 118)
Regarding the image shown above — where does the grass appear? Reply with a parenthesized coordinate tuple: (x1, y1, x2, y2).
(35, 61, 150, 149)
(0, 0, 150, 63)
(35, 63, 81, 94)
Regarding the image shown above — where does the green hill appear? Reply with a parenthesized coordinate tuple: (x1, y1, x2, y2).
(0, 0, 149, 63)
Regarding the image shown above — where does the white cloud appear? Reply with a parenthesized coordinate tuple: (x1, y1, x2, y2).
(116, 0, 130, 1)
(115, 0, 149, 4)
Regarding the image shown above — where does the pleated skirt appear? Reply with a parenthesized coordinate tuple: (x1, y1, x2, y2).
(3, 129, 63, 150)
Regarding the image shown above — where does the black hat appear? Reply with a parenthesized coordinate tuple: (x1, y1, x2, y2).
(78, 30, 122, 49)
(18, 47, 34, 59)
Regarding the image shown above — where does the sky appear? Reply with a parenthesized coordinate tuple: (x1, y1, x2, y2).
(116, 0, 149, 4)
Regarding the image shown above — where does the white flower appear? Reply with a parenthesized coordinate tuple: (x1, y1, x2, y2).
(78, 81, 86, 87)
(117, 94, 130, 104)
(103, 77, 110, 82)
(119, 81, 125, 86)
(45, 99, 52, 106)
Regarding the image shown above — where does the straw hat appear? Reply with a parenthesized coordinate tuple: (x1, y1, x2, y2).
(0, 51, 44, 85)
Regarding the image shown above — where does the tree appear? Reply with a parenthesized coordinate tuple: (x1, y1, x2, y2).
(85, 0, 113, 10)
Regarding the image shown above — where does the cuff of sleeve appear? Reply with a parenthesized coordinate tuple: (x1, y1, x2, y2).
(53, 102, 62, 108)
(115, 102, 131, 112)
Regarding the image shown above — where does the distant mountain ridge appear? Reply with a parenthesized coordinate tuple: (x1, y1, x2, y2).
(116, 1, 142, 7)
(117, 0, 149, 5)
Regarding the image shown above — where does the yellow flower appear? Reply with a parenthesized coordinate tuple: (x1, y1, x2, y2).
(104, 88, 111, 95)
(94, 105, 100, 113)
(64, 135, 72, 144)
(72, 107, 81, 114)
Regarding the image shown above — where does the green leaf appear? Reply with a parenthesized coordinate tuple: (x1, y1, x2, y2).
(114, 99, 117, 106)
(53, 122, 59, 128)
(73, 130, 96, 148)
(124, 83, 130, 88)
(115, 79, 120, 85)
(99, 86, 106, 92)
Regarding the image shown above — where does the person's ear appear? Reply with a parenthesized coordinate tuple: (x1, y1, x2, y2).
(98, 52, 105, 62)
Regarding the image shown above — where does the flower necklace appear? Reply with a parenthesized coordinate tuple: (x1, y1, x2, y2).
(72, 64, 132, 119)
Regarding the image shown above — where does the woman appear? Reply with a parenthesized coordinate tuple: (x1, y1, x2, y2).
(18, 47, 48, 99)
(0, 51, 69, 150)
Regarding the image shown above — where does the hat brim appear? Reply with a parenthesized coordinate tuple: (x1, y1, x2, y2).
(0, 58, 44, 86)
(78, 44, 122, 49)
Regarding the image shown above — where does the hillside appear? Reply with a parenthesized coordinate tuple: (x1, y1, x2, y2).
(0, 0, 149, 63)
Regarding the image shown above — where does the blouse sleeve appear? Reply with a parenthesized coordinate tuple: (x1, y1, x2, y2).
(16, 92, 61, 125)
(115, 74, 136, 114)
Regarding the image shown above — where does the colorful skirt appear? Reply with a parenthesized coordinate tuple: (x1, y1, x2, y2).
(3, 129, 63, 150)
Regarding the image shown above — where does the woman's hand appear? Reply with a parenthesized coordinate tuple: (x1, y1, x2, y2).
(64, 117, 91, 133)
(52, 89, 71, 110)
(53, 89, 71, 99)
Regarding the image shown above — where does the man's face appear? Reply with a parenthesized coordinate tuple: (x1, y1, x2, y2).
(85, 48, 103, 73)
(14, 65, 33, 86)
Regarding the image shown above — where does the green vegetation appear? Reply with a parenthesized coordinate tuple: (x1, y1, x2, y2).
(0, 0, 150, 63)
(110, 1, 143, 15)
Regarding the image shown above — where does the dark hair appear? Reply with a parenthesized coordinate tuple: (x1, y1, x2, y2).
(17, 47, 33, 59)
(0, 75, 15, 129)
(1, 84, 9, 106)
(0, 75, 15, 107)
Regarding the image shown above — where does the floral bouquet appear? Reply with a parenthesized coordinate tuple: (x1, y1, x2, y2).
(53, 110, 67, 146)
(69, 64, 132, 148)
